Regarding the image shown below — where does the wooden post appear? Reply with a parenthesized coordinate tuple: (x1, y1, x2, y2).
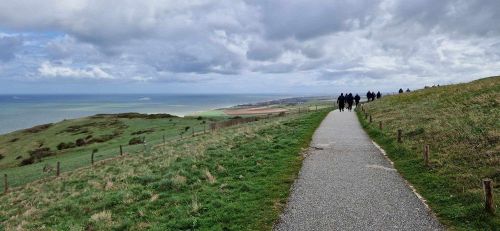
(204, 125, 206, 134)
(91, 151, 95, 165)
(162, 134, 165, 144)
(3, 174, 7, 194)
(369, 115, 372, 123)
(483, 179, 495, 214)
(365, 113, 368, 120)
(120, 145, 123, 156)
(192, 128, 195, 137)
(397, 129, 403, 143)
(56, 161, 60, 177)
(423, 145, 429, 166)
(379, 121, 383, 130)
(316, 105, 318, 111)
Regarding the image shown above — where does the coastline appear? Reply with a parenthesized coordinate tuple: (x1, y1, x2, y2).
(0, 94, 328, 136)
(0, 94, 298, 135)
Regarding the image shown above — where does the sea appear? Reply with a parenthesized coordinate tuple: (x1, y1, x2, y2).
(0, 94, 291, 135)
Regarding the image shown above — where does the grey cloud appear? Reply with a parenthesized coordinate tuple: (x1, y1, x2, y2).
(388, 0, 500, 37)
(0, 0, 499, 91)
(249, 0, 382, 40)
(0, 36, 22, 62)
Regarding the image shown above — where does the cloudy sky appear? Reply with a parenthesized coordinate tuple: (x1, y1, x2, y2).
(0, 0, 499, 94)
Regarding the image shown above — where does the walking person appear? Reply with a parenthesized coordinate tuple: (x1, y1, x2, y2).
(354, 94, 361, 108)
(347, 93, 354, 111)
(376, 91, 381, 99)
(337, 93, 345, 112)
(366, 91, 371, 102)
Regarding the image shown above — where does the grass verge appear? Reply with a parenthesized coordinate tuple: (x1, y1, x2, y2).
(356, 76, 499, 230)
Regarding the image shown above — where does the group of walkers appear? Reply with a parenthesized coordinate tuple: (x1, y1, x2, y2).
(336, 91, 381, 112)
(366, 91, 381, 102)
(336, 93, 361, 112)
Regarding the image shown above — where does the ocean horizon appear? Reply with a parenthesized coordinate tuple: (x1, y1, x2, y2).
(0, 94, 293, 135)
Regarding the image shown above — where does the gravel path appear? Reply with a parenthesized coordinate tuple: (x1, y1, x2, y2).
(274, 110, 443, 231)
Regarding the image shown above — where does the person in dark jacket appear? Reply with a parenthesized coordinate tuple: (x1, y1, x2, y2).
(366, 91, 371, 102)
(399, 88, 404, 94)
(406, 88, 411, 92)
(370, 91, 376, 101)
(376, 91, 381, 99)
(346, 93, 354, 111)
(354, 94, 361, 107)
(337, 93, 345, 112)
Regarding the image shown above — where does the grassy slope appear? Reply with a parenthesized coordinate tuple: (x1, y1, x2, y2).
(0, 114, 221, 188)
(357, 76, 499, 230)
(0, 109, 330, 230)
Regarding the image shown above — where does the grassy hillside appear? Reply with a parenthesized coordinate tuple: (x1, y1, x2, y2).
(0, 108, 330, 230)
(0, 113, 226, 188)
(358, 76, 499, 230)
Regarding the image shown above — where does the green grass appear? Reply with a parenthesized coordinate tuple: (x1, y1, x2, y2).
(0, 108, 330, 230)
(0, 114, 220, 188)
(357, 76, 499, 230)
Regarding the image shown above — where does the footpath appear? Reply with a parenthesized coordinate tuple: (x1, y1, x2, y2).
(274, 110, 442, 231)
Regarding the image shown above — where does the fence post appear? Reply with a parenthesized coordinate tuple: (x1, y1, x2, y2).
(316, 105, 318, 111)
(379, 121, 383, 130)
(365, 113, 368, 120)
(369, 115, 373, 123)
(423, 145, 429, 166)
(120, 145, 123, 156)
(91, 151, 95, 165)
(56, 161, 60, 177)
(483, 179, 495, 214)
(192, 127, 195, 137)
(397, 129, 403, 143)
(204, 125, 206, 134)
(163, 134, 166, 145)
(3, 174, 7, 194)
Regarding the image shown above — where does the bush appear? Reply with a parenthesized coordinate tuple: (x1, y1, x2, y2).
(76, 138, 86, 147)
(0, 154, 4, 159)
(129, 137, 144, 145)
(88, 134, 116, 143)
(57, 142, 77, 150)
(20, 157, 35, 166)
(28, 147, 54, 160)
(9, 138, 19, 142)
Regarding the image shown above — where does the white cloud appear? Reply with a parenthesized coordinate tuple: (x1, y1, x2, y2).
(38, 61, 113, 80)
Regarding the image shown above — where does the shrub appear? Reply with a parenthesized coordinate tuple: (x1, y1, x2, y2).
(75, 138, 86, 147)
(57, 142, 77, 150)
(131, 129, 155, 135)
(28, 147, 54, 160)
(9, 138, 19, 142)
(128, 137, 144, 145)
(0, 154, 4, 159)
(88, 134, 116, 143)
(20, 157, 35, 166)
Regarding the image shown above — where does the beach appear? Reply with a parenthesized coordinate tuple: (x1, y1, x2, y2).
(0, 94, 291, 134)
